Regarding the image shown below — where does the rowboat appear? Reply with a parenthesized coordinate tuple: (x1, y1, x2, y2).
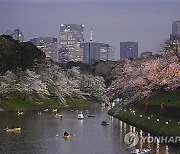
(4, 127, 21, 132)
(63, 134, 70, 138)
(63, 131, 70, 138)
(87, 114, 96, 117)
(52, 109, 58, 112)
(101, 121, 109, 126)
(53, 114, 63, 118)
(132, 149, 151, 154)
(17, 111, 24, 115)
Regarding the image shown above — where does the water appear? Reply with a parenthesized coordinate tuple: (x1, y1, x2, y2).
(0, 103, 179, 154)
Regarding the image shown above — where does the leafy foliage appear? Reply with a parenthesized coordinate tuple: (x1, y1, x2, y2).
(0, 35, 45, 74)
(59, 61, 95, 74)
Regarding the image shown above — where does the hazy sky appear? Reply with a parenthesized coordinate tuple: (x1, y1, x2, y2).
(0, 0, 180, 59)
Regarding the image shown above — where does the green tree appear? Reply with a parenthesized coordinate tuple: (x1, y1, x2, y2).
(0, 35, 45, 74)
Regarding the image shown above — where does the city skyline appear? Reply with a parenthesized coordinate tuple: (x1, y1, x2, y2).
(0, 0, 180, 60)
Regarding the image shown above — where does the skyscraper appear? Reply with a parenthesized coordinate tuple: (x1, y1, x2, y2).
(100, 44, 114, 61)
(81, 42, 114, 63)
(81, 29, 114, 63)
(81, 42, 103, 64)
(58, 24, 84, 62)
(5, 28, 24, 42)
(29, 37, 57, 61)
(170, 20, 180, 40)
(120, 41, 138, 60)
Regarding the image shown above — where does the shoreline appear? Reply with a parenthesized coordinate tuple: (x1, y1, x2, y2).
(0, 101, 91, 112)
(108, 107, 180, 138)
(108, 88, 180, 138)
(0, 96, 92, 112)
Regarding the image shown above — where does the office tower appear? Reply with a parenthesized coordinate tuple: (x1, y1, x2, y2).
(5, 28, 24, 42)
(81, 42, 102, 64)
(100, 44, 114, 61)
(120, 41, 138, 60)
(170, 20, 180, 40)
(81, 43, 114, 63)
(59, 24, 84, 62)
(81, 29, 114, 63)
(29, 37, 57, 60)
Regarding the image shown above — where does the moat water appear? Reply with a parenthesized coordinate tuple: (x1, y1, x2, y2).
(0, 103, 179, 154)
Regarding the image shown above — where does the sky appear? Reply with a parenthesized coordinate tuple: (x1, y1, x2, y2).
(0, 0, 180, 60)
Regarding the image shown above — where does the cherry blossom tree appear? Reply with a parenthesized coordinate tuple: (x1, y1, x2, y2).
(162, 39, 180, 63)
(0, 62, 109, 106)
(109, 54, 180, 105)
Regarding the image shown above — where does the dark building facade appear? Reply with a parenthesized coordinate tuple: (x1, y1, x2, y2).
(120, 41, 138, 60)
(81, 42, 114, 64)
(81, 42, 102, 64)
(59, 24, 84, 62)
(170, 20, 180, 40)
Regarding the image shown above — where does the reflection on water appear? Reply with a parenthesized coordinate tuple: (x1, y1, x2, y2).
(116, 117, 179, 154)
(165, 145, 169, 154)
(0, 103, 179, 154)
(156, 140, 160, 154)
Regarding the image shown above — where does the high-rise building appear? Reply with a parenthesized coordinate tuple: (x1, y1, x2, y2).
(5, 28, 24, 42)
(120, 41, 138, 60)
(29, 37, 57, 61)
(81, 42, 102, 64)
(81, 42, 114, 63)
(170, 20, 180, 40)
(100, 44, 114, 61)
(58, 24, 84, 62)
(81, 28, 114, 63)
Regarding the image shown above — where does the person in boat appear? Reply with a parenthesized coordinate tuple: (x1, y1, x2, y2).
(101, 121, 107, 124)
(101, 121, 109, 126)
(64, 131, 69, 136)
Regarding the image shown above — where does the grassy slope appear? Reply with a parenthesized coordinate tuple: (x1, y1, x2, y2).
(66, 96, 90, 108)
(0, 92, 59, 111)
(0, 92, 89, 111)
(140, 87, 180, 107)
(109, 108, 180, 136)
(109, 88, 180, 136)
